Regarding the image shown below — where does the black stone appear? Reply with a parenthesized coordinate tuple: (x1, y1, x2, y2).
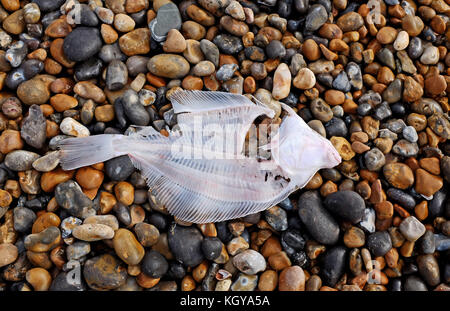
(202, 237, 223, 261)
(266, 40, 286, 59)
(167, 224, 204, 267)
(325, 117, 348, 138)
(324, 191, 366, 224)
(264, 206, 288, 231)
(428, 188, 447, 219)
(32, 0, 65, 12)
(417, 230, 436, 255)
(63, 27, 102, 62)
(321, 246, 347, 287)
(168, 262, 186, 279)
(404, 275, 428, 291)
(366, 231, 392, 257)
(141, 250, 169, 278)
(213, 34, 243, 55)
(75, 58, 103, 81)
(49, 271, 86, 291)
(386, 188, 416, 210)
(298, 191, 340, 245)
(13, 207, 36, 233)
(105, 155, 135, 181)
(120, 90, 150, 126)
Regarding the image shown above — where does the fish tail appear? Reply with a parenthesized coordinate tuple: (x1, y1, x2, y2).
(58, 134, 128, 170)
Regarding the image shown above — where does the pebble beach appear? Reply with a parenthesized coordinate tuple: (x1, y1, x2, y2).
(0, 0, 449, 292)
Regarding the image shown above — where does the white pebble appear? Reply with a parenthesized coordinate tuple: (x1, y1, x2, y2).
(60, 117, 90, 137)
(393, 31, 409, 51)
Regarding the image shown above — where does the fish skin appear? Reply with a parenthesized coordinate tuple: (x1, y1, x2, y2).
(58, 91, 341, 223)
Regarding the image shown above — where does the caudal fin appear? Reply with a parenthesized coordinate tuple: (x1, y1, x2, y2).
(58, 134, 127, 170)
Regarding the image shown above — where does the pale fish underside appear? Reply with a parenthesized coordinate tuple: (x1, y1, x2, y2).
(58, 91, 341, 223)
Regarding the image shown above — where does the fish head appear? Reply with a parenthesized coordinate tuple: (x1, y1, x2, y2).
(273, 104, 342, 181)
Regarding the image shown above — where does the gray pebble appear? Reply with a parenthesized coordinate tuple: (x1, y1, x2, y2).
(4, 150, 40, 171)
(21, 104, 47, 149)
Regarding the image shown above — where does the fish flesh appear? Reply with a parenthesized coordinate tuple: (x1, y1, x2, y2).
(58, 91, 341, 223)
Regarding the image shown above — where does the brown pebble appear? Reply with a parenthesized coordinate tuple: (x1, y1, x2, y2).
(268, 251, 292, 271)
(258, 270, 278, 291)
(414, 201, 428, 221)
(114, 181, 134, 205)
(0, 243, 18, 267)
(32, 212, 61, 234)
(278, 266, 305, 291)
(26, 267, 52, 291)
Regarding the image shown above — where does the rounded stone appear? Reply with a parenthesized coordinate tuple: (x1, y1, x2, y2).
(147, 54, 190, 79)
(278, 266, 305, 291)
(63, 27, 103, 62)
(323, 190, 366, 224)
(232, 249, 266, 275)
(83, 254, 127, 290)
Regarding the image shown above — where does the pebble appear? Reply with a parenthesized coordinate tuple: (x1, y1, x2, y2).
(323, 190, 365, 224)
(272, 63, 291, 100)
(383, 162, 414, 189)
(119, 28, 151, 56)
(420, 45, 439, 65)
(60, 117, 90, 137)
(393, 31, 409, 51)
(213, 34, 243, 55)
(293, 67, 316, 90)
(305, 4, 327, 32)
(0, 243, 18, 267)
(26, 267, 52, 291)
(105, 155, 135, 181)
(150, 3, 182, 42)
(366, 231, 392, 257)
(113, 228, 144, 265)
(415, 168, 443, 197)
(16, 78, 50, 105)
(233, 250, 266, 275)
(417, 254, 440, 287)
(216, 63, 238, 81)
(387, 188, 416, 210)
(141, 250, 168, 278)
(337, 12, 364, 32)
(230, 273, 258, 291)
(320, 246, 346, 287)
(63, 27, 102, 62)
(167, 224, 204, 267)
(83, 254, 127, 290)
(364, 148, 386, 171)
(66, 242, 91, 261)
(55, 180, 96, 219)
(399, 216, 426, 242)
(298, 191, 340, 245)
(343, 226, 365, 248)
(163, 29, 186, 53)
(120, 89, 150, 126)
(20, 104, 46, 149)
(24, 226, 61, 252)
(4, 150, 40, 171)
(72, 224, 115, 242)
(278, 266, 305, 291)
(134, 222, 160, 247)
(147, 54, 190, 79)
(201, 237, 223, 261)
(264, 205, 288, 231)
(13, 207, 36, 233)
(200, 39, 219, 67)
(404, 275, 427, 291)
